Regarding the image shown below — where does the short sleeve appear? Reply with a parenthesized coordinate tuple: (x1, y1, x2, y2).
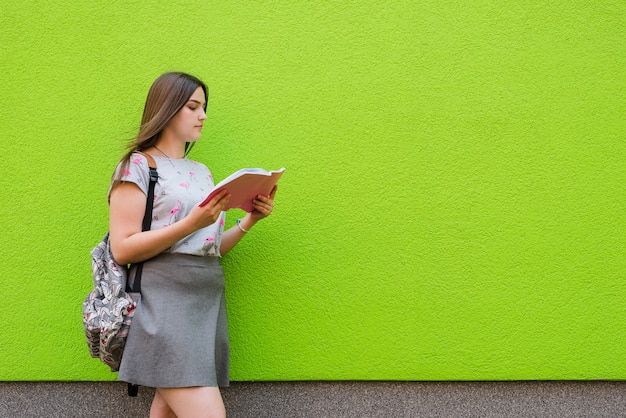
(109, 153, 151, 198)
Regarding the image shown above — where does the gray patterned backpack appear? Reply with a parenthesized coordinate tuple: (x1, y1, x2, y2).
(82, 152, 157, 394)
(83, 232, 137, 371)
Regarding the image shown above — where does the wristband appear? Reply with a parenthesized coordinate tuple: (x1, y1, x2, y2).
(236, 219, 249, 233)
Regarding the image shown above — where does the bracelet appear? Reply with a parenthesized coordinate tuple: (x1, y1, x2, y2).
(236, 219, 249, 233)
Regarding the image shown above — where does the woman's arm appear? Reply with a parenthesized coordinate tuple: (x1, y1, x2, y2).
(109, 182, 230, 265)
(219, 186, 277, 256)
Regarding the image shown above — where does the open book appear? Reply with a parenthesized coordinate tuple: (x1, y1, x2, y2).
(200, 167, 286, 212)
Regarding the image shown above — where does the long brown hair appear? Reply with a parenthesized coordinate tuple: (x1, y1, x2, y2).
(111, 72, 208, 188)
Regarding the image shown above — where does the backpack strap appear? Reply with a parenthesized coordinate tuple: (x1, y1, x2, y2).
(126, 151, 158, 294)
(128, 383, 139, 397)
(136, 152, 158, 232)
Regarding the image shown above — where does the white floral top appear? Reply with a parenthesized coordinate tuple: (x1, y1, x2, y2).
(111, 152, 225, 257)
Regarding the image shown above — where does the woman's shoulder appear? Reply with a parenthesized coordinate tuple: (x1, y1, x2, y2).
(187, 158, 212, 171)
(119, 152, 151, 174)
(129, 151, 153, 165)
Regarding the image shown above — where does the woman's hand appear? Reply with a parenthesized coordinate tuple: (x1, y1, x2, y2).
(219, 186, 277, 256)
(249, 185, 277, 222)
(187, 190, 231, 229)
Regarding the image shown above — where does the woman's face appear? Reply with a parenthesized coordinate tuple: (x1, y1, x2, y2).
(164, 86, 207, 142)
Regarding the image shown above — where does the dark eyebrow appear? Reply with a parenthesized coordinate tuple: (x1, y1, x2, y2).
(188, 99, 206, 107)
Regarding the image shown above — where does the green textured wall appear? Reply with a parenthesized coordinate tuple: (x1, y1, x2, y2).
(1, 1, 624, 381)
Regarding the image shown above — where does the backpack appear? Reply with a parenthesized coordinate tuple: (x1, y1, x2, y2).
(82, 152, 157, 395)
(83, 232, 137, 372)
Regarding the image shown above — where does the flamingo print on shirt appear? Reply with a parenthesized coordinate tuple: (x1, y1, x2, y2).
(203, 236, 215, 253)
(169, 200, 181, 225)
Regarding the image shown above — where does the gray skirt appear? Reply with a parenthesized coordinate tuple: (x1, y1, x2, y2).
(118, 253, 229, 388)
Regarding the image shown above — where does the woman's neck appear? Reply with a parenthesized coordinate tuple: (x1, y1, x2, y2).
(152, 140, 186, 159)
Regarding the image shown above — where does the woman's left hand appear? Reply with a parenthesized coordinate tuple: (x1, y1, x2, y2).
(249, 185, 277, 221)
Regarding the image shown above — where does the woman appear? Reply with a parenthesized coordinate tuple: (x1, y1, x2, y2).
(109, 72, 276, 417)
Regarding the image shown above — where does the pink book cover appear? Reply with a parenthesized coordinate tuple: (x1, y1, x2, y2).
(199, 167, 285, 212)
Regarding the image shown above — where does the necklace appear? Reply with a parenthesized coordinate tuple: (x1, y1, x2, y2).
(154, 145, 172, 159)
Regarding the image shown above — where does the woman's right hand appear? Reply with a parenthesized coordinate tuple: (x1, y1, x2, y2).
(186, 190, 231, 229)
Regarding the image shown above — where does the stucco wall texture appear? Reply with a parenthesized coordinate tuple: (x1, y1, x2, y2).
(1, 2, 624, 382)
